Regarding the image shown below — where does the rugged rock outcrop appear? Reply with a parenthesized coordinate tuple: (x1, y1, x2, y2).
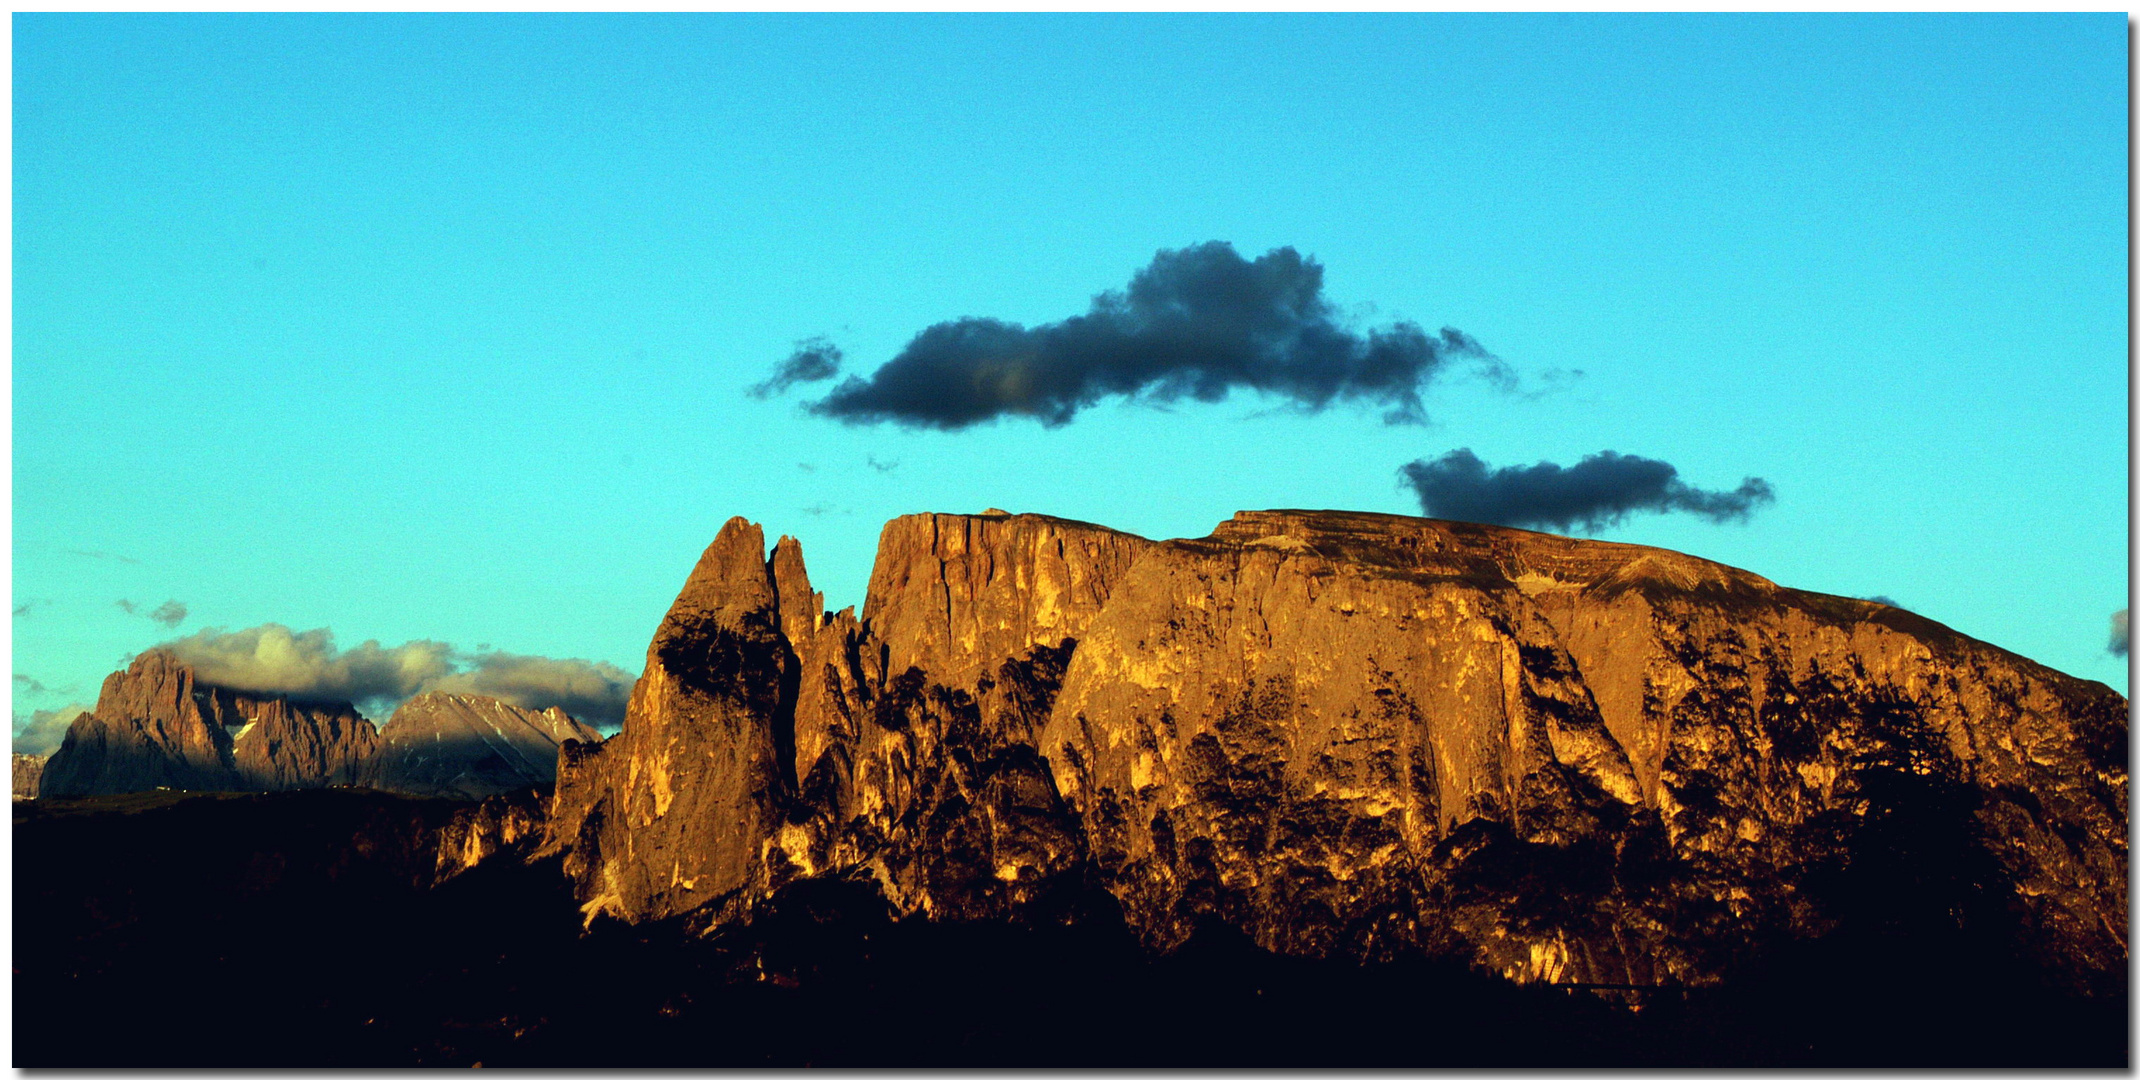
(40, 651, 380, 797)
(14, 753, 45, 799)
(547, 508, 2128, 992)
(775, 510, 1152, 920)
(543, 511, 1149, 926)
(367, 691, 602, 800)
(434, 787, 554, 882)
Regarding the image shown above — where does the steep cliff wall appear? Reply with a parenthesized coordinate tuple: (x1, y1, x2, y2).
(1042, 511, 2127, 987)
(542, 509, 2128, 991)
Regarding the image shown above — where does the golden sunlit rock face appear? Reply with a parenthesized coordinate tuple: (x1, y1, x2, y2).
(543, 509, 2129, 991)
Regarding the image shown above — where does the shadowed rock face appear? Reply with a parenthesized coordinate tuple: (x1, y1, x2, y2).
(367, 692, 602, 800)
(41, 651, 380, 797)
(542, 508, 2127, 992)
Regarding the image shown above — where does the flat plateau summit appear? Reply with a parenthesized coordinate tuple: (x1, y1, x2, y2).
(542, 508, 2127, 992)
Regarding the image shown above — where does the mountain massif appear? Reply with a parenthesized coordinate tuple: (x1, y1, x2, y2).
(25, 509, 2129, 995)
(18, 506, 2128, 1066)
(540, 508, 2128, 993)
(40, 651, 379, 797)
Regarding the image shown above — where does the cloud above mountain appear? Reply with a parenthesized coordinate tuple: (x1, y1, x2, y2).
(1399, 448, 1775, 533)
(2110, 609, 2128, 658)
(422, 652, 636, 730)
(12, 703, 91, 757)
(155, 624, 636, 728)
(762, 242, 1506, 430)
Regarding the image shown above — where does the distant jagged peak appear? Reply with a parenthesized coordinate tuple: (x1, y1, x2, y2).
(368, 690, 601, 800)
(379, 690, 600, 747)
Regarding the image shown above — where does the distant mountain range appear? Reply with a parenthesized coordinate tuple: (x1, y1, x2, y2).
(33, 652, 598, 800)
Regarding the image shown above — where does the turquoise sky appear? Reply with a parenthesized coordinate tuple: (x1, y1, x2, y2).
(13, 12, 2129, 726)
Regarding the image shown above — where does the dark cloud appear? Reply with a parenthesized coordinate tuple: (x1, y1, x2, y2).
(114, 599, 137, 615)
(2110, 609, 2128, 658)
(1399, 448, 1776, 534)
(13, 704, 90, 757)
(750, 337, 844, 399)
(769, 242, 1502, 430)
(156, 624, 636, 728)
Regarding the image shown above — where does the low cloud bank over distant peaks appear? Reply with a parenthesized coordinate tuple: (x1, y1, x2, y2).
(1401, 448, 1775, 534)
(12, 704, 90, 757)
(158, 624, 636, 729)
(760, 242, 1506, 429)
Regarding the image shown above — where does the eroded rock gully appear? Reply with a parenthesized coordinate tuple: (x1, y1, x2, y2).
(545, 508, 2127, 992)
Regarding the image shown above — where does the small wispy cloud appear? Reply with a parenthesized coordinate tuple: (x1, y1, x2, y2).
(866, 454, 900, 474)
(68, 550, 140, 565)
(750, 337, 844, 399)
(13, 673, 48, 695)
(2110, 609, 2128, 658)
(116, 598, 189, 628)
